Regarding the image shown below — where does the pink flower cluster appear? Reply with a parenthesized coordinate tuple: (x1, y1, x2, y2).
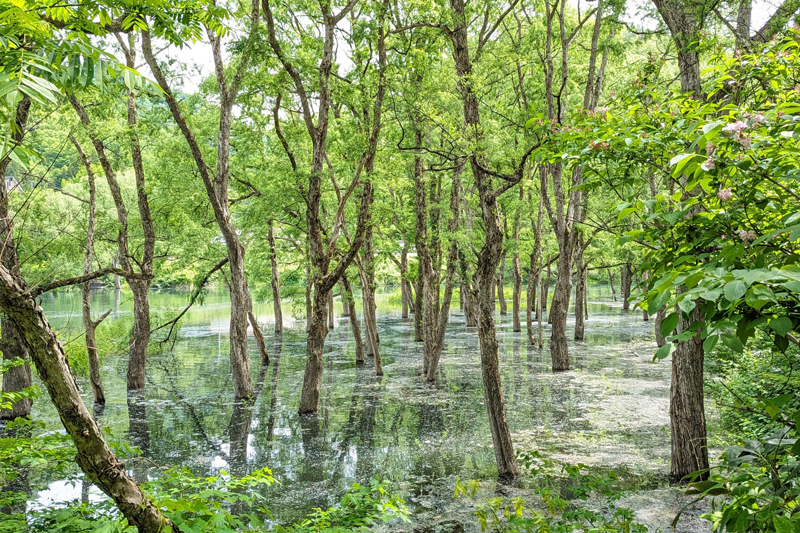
(717, 187, 733, 201)
(723, 120, 752, 148)
(738, 229, 757, 242)
(589, 139, 610, 151)
(701, 157, 716, 171)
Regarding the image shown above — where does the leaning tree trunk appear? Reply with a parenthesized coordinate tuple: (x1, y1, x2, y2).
(0, 96, 32, 421)
(0, 265, 178, 532)
(268, 220, 283, 334)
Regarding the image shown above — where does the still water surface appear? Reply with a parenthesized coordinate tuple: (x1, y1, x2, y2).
(29, 287, 702, 530)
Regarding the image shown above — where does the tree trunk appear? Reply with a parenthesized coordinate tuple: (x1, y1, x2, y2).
(0, 96, 32, 421)
(550, 248, 573, 370)
(227, 244, 254, 400)
(268, 220, 283, 334)
(414, 266, 424, 340)
(512, 253, 522, 332)
(400, 245, 409, 318)
(73, 137, 108, 406)
(299, 288, 329, 415)
(655, 307, 667, 347)
(341, 275, 365, 364)
(0, 265, 178, 532)
(670, 301, 709, 482)
(608, 269, 617, 301)
(127, 279, 150, 391)
(305, 258, 313, 333)
(248, 311, 269, 365)
(642, 271, 650, 321)
(621, 262, 632, 311)
(497, 253, 507, 315)
(543, 260, 551, 318)
(449, 0, 518, 479)
(328, 291, 335, 330)
(574, 248, 586, 341)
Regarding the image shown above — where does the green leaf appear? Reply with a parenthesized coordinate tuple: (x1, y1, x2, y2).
(654, 344, 673, 360)
(661, 313, 679, 336)
(721, 334, 744, 353)
(724, 280, 746, 302)
(769, 316, 793, 337)
(774, 516, 793, 533)
(703, 334, 719, 353)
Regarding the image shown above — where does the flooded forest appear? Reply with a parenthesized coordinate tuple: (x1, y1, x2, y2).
(2, 0, 800, 532)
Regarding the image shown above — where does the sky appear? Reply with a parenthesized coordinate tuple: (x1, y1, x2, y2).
(155, 0, 784, 93)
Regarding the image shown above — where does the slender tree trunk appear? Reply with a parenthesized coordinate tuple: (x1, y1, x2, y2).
(414, 266, 424, 340)
(642, 270, 651, 321)
(73, 137, 108, 406)
(543, 260, 551, 318)
(341, 275, 364, 364)
(249, 311, 269, 365)
(574, 246, 585, 341)
(655, 307, 667, 347)
(328, 291, 335, 330)
(608, 269, 617, 301)
(0, 96, 32, 421)
(621, 262, 632, 311)
(537, 253, 544, 349)
(449, 0, 518, 478)
(512, 253, 522, 332)
(497, 253, 507, 315)
(268, 220, 283, 333)
(400, 245, 409, 318)
(305, 257, 313, 333)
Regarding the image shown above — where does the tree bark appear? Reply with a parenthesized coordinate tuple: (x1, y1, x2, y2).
(549, 247, 573, 370)
(608, 269, 617, 301)
(400, 245, 409, 318)
(655, 307, 667, 347)
(497, 252, 507, 315)
(621, 262, 632, 311)
(574, 246, 586, 341)
(341, 274, 365, 364)
(0, 96, 32, 421)
(268, 220, 283, 333)
(670, 301, 709, 482)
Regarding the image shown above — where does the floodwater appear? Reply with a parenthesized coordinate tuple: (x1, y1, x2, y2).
(21, 286, 709, 531)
